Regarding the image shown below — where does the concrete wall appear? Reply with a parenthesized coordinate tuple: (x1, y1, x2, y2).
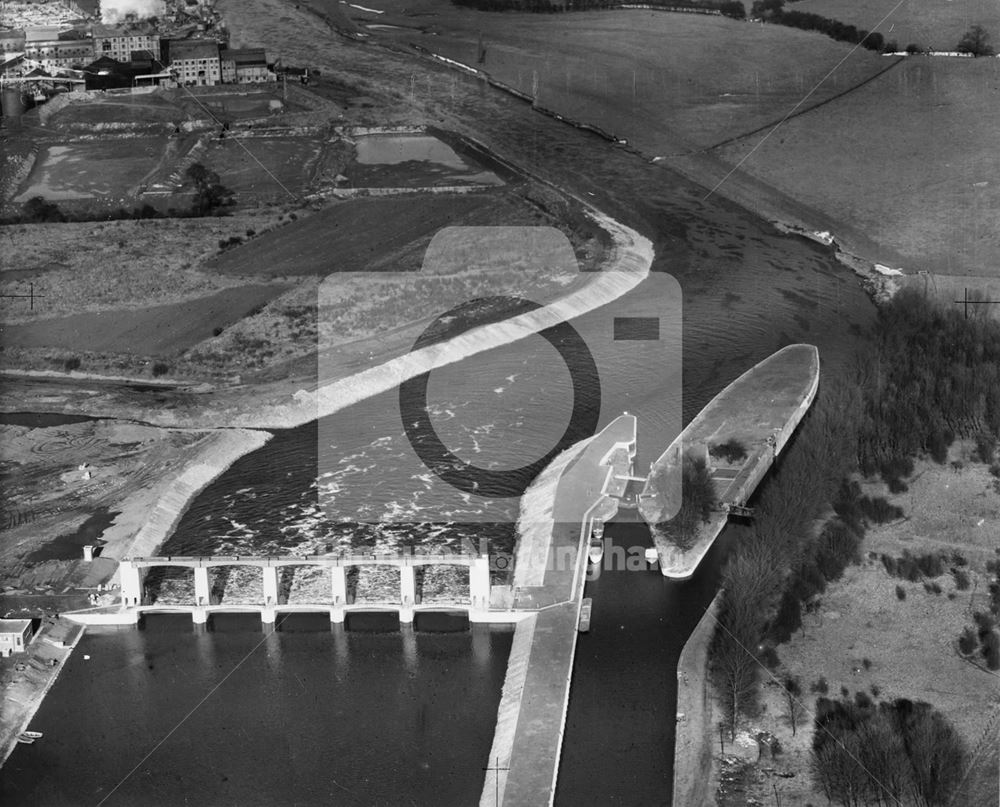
(673, 591, 723, 807)
(112, 429, 271, 563)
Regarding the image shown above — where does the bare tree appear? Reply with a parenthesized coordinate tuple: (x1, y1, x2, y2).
(956, 25, 995, 57)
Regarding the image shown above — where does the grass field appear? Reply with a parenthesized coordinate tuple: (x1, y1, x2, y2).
(0, 213, 286, 324)
(792, 0, 1000, 52)
(2, 284, 288, 357)
(14, 139, 167, 202)
(362, 3, 889, 150)
(717, 57, 1000, 275)
(209, 192, 498, 275)
(723, 446, 1000, 805)
(192, 186, 601, 375)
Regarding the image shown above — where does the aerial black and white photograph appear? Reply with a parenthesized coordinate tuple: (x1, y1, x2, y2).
(0, 0, 997, 803)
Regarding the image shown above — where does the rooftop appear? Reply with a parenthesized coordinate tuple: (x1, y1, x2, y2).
(0, 619, 32, 633)
(92, 22, 157, 38)
(168, 38, 219, 61)
(220, 47, 267, 65)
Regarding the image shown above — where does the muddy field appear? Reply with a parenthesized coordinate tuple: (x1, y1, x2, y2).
(192, 135, 326, 202)
(14, 139, 168, 203)
(345, 132, 505, 187)
(0, 420, 206, 593)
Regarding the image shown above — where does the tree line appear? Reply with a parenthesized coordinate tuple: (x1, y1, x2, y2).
(708, 288, 1000, 803)
(451, 0, 746, 19)
(751, 0, 894, 52)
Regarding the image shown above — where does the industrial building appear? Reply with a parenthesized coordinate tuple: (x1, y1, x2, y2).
(0, 619, 34, 657)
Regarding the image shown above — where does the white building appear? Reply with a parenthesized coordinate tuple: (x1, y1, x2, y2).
(0, 619, 33, 657)
(92, 22, 160, 64)
(167, 38, 220, 86)
(23, 26, 93, 70)
(219, 47, 274, 84)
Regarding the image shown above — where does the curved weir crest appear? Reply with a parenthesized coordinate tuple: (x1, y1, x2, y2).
(233, 210, 654, 429)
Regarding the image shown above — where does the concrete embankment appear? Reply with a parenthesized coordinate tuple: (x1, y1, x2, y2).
(108, 428, 272, 562)
(482, 415, 636, 806)
(673, 591, 723, 807)
(641, 344, 820, 578)
(480, 614, 537, 807)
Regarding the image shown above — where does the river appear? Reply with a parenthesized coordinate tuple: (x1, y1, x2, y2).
(2, 19, 877, 805)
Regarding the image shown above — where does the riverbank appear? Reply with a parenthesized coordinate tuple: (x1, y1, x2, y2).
(673, 591, 723, 807)
(0, 617, 82, 768)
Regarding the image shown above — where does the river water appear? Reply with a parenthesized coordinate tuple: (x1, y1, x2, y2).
(2, 21, 878, 806)
(0, 614, 512, 806)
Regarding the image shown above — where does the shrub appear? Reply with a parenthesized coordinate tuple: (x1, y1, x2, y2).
(952, 569, 971, 590)
(151, 362, 170, 377)
(758, 645, 781, 669)
(984, 631, 1000, 670)
(709, 438, 748, 463)
(246, 228, 256, 237)
(840, 685, 850, 699)
(858, 495, 903, 524)
(64, 356, 81, 372)
(212, 327, 224, 337)
(958, 626, 978, 656)
(887, 477, 908, 494)
(924, 581, 942, 595)
(854, 690, 873, 708)
(769, 590, 802, 644)
(811, 676, 829, 695)
(21, 196, 65, 223)
(815, 521, 862, 581)
(870, 684, 881, 698)
(905, 42, 923, 54)
(895, 584, 906, 601)
(862, 658, 871, 670)
(916, 552, 945, 578)
(975, 433, 996, 464)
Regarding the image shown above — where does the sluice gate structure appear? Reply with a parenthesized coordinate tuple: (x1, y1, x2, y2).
(116, 552, 494, 625)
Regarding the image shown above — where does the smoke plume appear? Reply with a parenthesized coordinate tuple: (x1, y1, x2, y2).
(101, 0, 167, 23)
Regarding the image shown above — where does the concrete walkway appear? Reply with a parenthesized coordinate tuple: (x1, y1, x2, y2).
(483, 414, 637, 807)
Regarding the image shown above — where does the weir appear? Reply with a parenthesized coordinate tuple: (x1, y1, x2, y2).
(112, 552, 494, 625)
(64, 348, 819, 806)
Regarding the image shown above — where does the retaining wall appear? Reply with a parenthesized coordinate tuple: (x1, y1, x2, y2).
(673, 591, 723, 807)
